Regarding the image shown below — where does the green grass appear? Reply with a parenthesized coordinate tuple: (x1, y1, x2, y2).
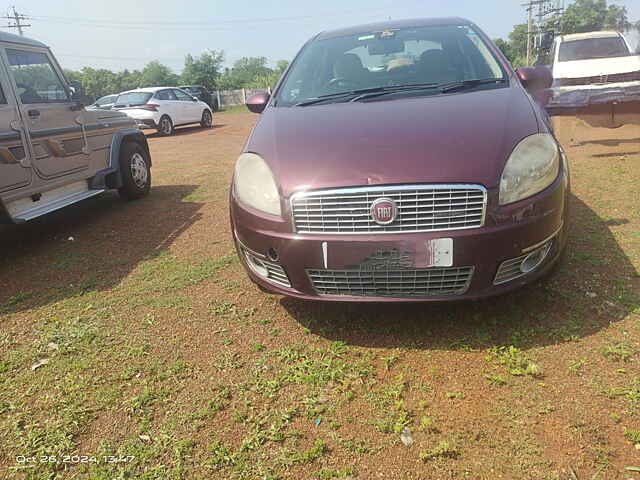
(217, 104, 249, 115)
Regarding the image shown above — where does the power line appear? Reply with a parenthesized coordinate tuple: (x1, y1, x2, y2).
(1, 6, 31, 35)
(28, 7, 392, 30)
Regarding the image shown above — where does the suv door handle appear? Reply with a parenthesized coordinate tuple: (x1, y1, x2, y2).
(27, 109, 40, 118)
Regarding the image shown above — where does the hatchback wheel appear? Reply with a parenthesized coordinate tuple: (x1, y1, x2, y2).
(118, 141, 151, 200)
(201, 110, 213, 128)
(157, 115, 174, 136)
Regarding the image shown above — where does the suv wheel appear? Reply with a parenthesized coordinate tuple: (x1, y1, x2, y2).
(157, 115, 174, 136)
(118, 141, 151, 200)
(200, 110, 213, 128)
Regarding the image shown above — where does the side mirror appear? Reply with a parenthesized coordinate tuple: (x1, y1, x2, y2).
(69, 81, 84, 101)
(246, 92, 270, 114)
(516, 66, 553, 91)
(192, 97, 198, 102)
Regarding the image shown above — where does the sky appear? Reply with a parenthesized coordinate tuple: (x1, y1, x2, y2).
(2, 0, 639, 73)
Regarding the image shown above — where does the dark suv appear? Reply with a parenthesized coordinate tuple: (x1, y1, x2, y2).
(179, 85, 218, 111)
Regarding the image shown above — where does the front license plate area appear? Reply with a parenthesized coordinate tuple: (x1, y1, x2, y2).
(425, 238, 453, 267)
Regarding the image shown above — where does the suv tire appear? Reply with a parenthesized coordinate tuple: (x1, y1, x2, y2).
(118, 141, 151, 200)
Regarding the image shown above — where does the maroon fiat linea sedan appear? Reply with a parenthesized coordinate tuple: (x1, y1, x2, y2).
(230, 17, 569, 302)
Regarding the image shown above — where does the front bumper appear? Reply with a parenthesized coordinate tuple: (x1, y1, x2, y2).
(230, 172, 569, 302)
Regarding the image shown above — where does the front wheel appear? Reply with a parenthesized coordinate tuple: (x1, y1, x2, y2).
(118, 141, 151, 200)
(200, 109, 212, 128)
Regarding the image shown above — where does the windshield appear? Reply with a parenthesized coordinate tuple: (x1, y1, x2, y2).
(275, 24, 505, 106)
(114, 92, 153, 106)
(558, 37, 630, 61)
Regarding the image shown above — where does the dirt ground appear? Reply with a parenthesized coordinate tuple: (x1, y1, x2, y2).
(0, 110, 638, 480)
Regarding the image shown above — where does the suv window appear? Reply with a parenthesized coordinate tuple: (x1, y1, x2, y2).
(173, 89, 193, 101)
(6, 49, 70, 104)
(155, 89, 176, 100)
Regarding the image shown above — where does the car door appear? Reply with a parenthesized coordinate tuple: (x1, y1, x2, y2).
(173, 88, 199, 123)
(0, 57, 32, 193)
(3, 47, 91, 179)
(154, 89, 177, 122)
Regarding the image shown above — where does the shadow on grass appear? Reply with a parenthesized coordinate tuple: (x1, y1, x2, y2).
(281, 192, 638, 352)
(145, 124, 226, 139)
(0, 184, 203, 315)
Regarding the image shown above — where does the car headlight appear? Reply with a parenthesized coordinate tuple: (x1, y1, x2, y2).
(233, 153, 281, 216)
(499, 133, 560, 205)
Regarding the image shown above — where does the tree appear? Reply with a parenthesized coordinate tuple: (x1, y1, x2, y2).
(561, 0, 631, 33)
(246, 60, 290, 89)
(139, 61, 179, 87)
(181, 50, 225, 90)
(493, 38, 513, 62)
(218, 57, 272, 89)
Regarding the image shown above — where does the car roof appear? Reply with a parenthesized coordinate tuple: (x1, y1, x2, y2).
(316, 17, 472, 40)
(119, 87, 175, 94)
(559, 31, 621, 42)
(0, 31, 48, 48)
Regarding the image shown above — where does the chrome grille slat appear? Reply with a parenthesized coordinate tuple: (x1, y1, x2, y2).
(307, 266, 474, 297)
(291, 184, 487, 234)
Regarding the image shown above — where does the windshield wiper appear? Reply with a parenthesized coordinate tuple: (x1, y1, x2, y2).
(438, 77, 507, 93)
(294, 78, 506, 106)
(295, 83, 440, 107)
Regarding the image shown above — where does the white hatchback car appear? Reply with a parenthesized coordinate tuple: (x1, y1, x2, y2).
(114, 87, 213, 135)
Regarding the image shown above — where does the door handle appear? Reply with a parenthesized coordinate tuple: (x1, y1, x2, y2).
(27, 109, 40, 118)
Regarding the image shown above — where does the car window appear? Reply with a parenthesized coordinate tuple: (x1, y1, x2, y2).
(173, 89, 193, 101)
(558, 37, 630, 61)
(96, 95, 115, 106)
(0, 84, 6, 104)
(155, 89, 176, 100)
(114, 92, 153, 106)
(6, 49, 70, 104)
(276, 24, 506, 106)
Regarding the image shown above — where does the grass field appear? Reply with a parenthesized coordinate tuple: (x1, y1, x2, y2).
(0, 111, 638, 480)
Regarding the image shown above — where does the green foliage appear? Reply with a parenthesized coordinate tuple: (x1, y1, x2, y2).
(218, 57, 289, 90)
(180, 50, 225, 90)
(140, 60, 180, 87)
(624, 428, 640, 443)
(488, 346, 542, 377)
(419, 441, 459, 461)
(562, 0, 631, 34)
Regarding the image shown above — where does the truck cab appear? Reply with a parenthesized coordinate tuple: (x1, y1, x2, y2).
(0, 31, 151, 223)
(550, 31, 640, 87)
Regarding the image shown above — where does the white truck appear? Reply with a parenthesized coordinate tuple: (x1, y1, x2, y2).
(546, 31, 640, 127)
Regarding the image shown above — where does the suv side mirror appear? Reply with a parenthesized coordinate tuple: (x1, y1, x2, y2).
(69, 81, 84, 101)
(246, 92, 270, 114)
(516, 66, 553, 91)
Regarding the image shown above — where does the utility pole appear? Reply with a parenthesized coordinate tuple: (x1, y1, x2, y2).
(526, 1, 533, 65)
(2, 7, 31, 35)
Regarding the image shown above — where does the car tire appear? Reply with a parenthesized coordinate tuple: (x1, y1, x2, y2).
(118, 141, 151, 200)
(200, 109, 213, 128)
(157, 115, 174, 136)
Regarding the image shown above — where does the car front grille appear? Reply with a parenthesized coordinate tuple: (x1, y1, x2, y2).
(558, 70, 640, 86)
(307, 266, 474, 297)
(290, 184, 487, 234)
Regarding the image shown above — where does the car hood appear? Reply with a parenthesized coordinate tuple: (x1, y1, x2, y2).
(553, 55, 640, 79)
(247, 85, 540, 197)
